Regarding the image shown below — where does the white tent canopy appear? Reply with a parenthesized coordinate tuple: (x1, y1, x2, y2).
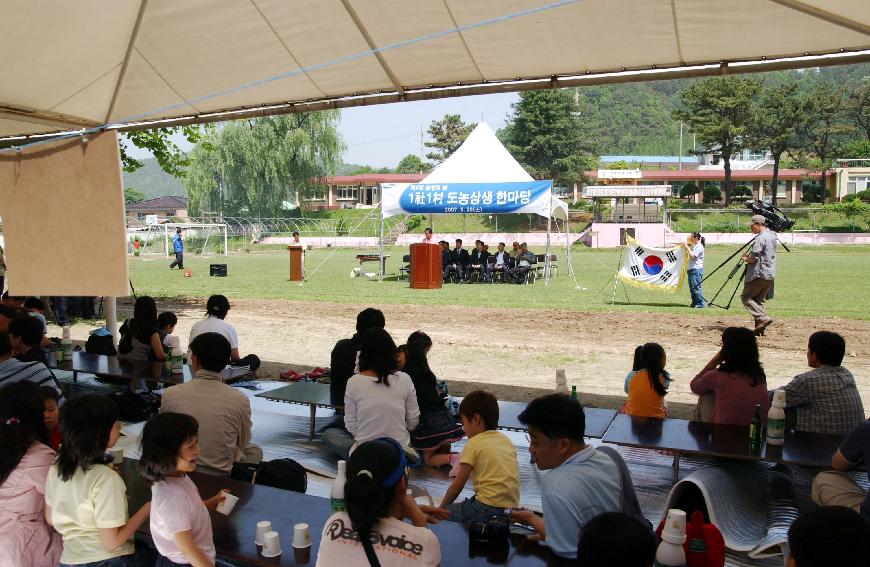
(1, 1, 868, 139)
(382, 122, 569, 220)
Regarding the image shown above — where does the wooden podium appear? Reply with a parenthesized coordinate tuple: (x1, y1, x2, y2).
(287, 246, 303, 281)
(409, 243, 442, 289)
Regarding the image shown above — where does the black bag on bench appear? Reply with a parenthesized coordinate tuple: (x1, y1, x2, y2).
(231, 458, 307, 493)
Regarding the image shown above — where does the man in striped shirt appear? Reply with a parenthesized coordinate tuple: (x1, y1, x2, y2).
(0, 331, 63, 401)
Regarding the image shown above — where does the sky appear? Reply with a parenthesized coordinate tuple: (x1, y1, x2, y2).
(124, 92, 519, 169)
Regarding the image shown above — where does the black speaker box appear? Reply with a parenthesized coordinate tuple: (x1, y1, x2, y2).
(210, 264, 227, 277)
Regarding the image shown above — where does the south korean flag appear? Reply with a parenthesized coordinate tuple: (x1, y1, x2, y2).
(617, 237, 687, 292)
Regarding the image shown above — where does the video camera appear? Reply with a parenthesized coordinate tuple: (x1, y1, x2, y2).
(745, 200, 795, 233)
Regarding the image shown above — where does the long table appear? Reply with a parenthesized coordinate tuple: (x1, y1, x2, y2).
(48, 351, 254, 385)
(257, 382, 618, 441)
(120, 459, 572, 566)
(601, 414, 844, 481)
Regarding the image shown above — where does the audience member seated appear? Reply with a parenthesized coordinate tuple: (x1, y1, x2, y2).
(506, 242, 535, 284)
(139, 413, 225, 567)
(189, 294, 260, 369)
(0, 381, 63, 567)
(690, 327, 769, 425)
(118, 295, 166, 364)
(811, 418, 870, 521)
(624, 343, 670, 418)
(509, 241, 521, 259)
(160, 332, 262, 475)
(406, 331, 464, 468)
(0, 332, 63, 402)
(23, 297, 50, 346)
(9, 315, 49, 365)
(513, 394, 628, 560)
(779, 331, 864, 435)
(322, 308, 385, 459)
(45, 394, 152, 566)
(316, 439, 445, 566)
(344, 328, 420, 463)
(786, 506, 870, 567)
(41, 385, 61, 451)
(491, 242, 511, 283)
(157, 310, 178, 350)
(443, 239, 470, 283)
(0, 304, 26, 333)
(439, 390, 520, 526)
(576, 512, 657, 567)
(466, 240, 489, 283)
(439, 240, 451, 275)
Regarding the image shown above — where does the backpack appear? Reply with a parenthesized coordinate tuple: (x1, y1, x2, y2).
(109, 387, 161, 422)
(85, 333, 117, 356)
(231, 458, 307, 494)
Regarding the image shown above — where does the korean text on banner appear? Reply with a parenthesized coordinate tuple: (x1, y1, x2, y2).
(617, 237, 688, 292)
(381, 181, 553, 218)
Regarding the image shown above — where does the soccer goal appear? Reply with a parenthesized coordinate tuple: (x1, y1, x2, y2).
(129, 222, 227, 257)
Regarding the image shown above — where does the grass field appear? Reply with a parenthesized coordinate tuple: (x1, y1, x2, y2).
(128, 244, 870, 320)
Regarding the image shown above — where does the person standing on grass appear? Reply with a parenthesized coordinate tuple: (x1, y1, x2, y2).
(741, 215, 776, 335)
(169, 228, 184, 270)
(686, 232, 705, 308)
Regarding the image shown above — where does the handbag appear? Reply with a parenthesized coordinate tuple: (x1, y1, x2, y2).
(231, 458, 307, 494)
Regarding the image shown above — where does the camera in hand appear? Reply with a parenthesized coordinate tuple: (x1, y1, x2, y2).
(469, 514, 510, 545)
(745, 200, 795, 233)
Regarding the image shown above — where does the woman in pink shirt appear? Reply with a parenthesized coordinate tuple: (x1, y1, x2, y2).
(690, 327, 769, 425)
(0, 381, 62, 567)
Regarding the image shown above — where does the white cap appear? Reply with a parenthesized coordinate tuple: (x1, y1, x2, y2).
(62, 326, 70, 338)
(772, 389, 786, 408)
(661, 509, 687, 544)
(555, 368, 566, 383)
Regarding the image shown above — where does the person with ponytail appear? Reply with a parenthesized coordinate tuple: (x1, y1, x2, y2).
(0, 381, 62, 567)
(344, 328, 421, 463)
(624, 343, 670, 418)
(405, 331, 464, 470)
(316, 438, 442, 567)
(685, 232, 706, 308)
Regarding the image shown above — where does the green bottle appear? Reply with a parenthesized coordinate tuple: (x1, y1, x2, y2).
(749, 404, 762, 452)
(571, 385, 577, 399)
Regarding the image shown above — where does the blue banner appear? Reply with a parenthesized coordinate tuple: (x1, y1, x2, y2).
(382, 181, 553, 216)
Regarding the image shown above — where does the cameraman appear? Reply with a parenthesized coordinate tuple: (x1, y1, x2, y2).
(741, 215, 777, 335)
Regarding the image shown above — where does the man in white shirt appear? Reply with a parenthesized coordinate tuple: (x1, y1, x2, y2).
(161, 332, 262, 475)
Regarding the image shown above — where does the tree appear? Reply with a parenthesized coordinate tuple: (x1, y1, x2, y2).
(124, 186, 146, 204)
(846, 80, 870, 141)
(674, 77, 761, 204)
(184, 112, 343, 216)
(702, 185, 722, 204)
(119, 126, 206, 176)
(842, 139, 870, 159)
(678, 182, 700, 200)
(747, 81, 805, 203)
(395, 154, 432, 174)
(424, 115, 473, 164)
(500, 89, 598, 187)
(732, 185, 753, 201)
(795, 85, 853, 201)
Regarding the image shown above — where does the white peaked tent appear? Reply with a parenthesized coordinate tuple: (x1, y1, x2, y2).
(379, 123, 570, 284)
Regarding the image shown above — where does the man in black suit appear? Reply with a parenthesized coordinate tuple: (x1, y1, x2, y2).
(444, 238, 469, 283)
(440, 240, 452, 281)
(467, 240, 489, 283)
(491, 242, 512, 283)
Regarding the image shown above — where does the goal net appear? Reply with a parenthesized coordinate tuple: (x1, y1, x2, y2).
(129, 222, 227, 258)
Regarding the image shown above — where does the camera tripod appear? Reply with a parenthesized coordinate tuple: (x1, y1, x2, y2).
(700, 233, 790, 310)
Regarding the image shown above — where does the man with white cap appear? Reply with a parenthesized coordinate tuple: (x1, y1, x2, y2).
(741, 214, 777, 335)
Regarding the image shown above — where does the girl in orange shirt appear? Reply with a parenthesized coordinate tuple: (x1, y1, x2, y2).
(624, 343, 670, 418)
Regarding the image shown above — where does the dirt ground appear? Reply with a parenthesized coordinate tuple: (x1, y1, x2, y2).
(66, 299, 870, 419)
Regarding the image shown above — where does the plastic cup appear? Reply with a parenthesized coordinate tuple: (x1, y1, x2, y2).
(108, 448, 124, 464)
(661, 508, 687, 544)
(216, 492, 239, 515)
(292, 523, 311, 548)
(255, 520, 272, 546)
(262, 531, 282, 557)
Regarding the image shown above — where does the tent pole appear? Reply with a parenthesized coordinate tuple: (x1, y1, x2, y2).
(105, 297, 118, 344)
(378, 208, 385, 282)
(545, 187, 552, 285)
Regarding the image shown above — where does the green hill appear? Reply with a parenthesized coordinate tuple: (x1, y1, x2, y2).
(122, 158, 184, 200)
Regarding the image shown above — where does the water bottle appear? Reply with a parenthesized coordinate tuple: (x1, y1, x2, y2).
(60, 326, 72, 362)
(571, 385, 577, 399)
(169, 336, 183, 374)
(766, 390, 786, 446)
(331, 460, 346, 512)
(555, 369, 569, 395)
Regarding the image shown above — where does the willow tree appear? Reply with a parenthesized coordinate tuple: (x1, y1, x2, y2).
(184, 111, 343, 216)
